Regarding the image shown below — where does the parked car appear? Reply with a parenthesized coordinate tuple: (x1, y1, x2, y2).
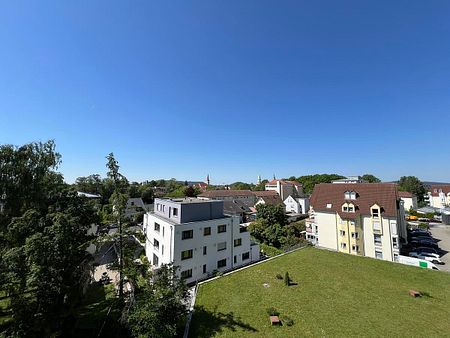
(410, 239, 439, 250)
(408, 228, 431, 236)
(409, 252, 444, 265)
(410, 247, 441, 258)
(410, 235, 438, 242)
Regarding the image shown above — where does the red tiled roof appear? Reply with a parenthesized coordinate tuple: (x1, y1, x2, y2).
(257, 195, 283, 205)
(398, 191, 414, 198)
(430, 185, 450, 197)
(310, 183, 399, 218)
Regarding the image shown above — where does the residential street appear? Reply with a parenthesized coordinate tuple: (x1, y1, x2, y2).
(430, 225, 450, 272)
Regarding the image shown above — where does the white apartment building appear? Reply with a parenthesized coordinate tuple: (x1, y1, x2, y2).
(143, 198, 260, 284)
(428, 185, 450, 209)
(306, 183, 407, 262)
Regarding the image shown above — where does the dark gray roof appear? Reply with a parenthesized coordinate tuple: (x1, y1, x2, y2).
(223, 199, 253, 215)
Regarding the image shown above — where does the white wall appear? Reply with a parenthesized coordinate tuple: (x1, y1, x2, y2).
(144, 213, 258, 283)
(316, 212, 338, 251)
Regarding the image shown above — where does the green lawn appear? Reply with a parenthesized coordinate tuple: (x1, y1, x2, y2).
(190, 247, 450, 337)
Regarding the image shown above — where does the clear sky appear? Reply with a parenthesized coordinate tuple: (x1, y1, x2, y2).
(1, 1, 450, 184)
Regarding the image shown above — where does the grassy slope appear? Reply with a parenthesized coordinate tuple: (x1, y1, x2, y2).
(190, 247, 450, 337)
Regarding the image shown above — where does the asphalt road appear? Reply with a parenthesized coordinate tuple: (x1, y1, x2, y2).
(429, 225, 450, 272)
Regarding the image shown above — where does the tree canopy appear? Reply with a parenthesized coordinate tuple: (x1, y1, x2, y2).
(361, 174, 381, 183)
(398, 176, 426, 202)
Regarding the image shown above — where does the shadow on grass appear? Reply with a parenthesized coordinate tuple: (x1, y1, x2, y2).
(419, 291, 433, 298)
(190, 305, 258, 337)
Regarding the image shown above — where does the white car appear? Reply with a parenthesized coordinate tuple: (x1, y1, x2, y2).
(409, 252, 443, 264)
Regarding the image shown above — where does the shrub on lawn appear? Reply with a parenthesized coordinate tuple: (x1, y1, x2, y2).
(284, 272, 290, 286)
(282, 316, 294, 326)
(275, 273, 283, 280)
(266, 307, 280, 316)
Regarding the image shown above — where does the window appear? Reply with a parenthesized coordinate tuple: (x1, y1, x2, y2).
(394, 253, 399, 262)
(162, 226, 165, 237)
(217, 259, 227, 268)
(217, 242, 227, 251)
(239, 227, 247, 233)
(181, 249, 193, 260)
(234, 238, 242, 247)
(153, 253, 159, 266)
(154, 222, 160, 232)
(340, 243, 347, 249)
(372, 208, 379, 218)
(350, 221, 356, 226)
(351, 232, 359, 239)
(181, 269, 192, 279)
(173, 207, 178, 216)
(375, 250, 383, 260)
(326, 203, 332, 209)
(203, 246, 207, 255)
(350, 191, 356, 200)
(204, 227, 211, 236)
(374, 234, 382, 246)
(162, 245, 164, 255)
(339, 230, 345, 236)
(345, 191, 351, 199)
(352, 245, 359, 251)
(182, 230, 193, 240)
(234, 255, 237, 264)
(392, 237, 399, 249)
(218, 224, 227, 233)
(373, 222, 381, 232)
(343, 206, 348, 212)
(242, 252, 250, 260)
(154, 239, 159, 250)
(203, 264, 207, 274)
(156, 203, 160, 211)
(348, 206, 354, 212)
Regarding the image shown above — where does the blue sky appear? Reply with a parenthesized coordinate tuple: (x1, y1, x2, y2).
(1, 1, 450, 184)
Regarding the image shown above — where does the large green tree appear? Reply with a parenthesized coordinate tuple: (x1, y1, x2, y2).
(296, 174, 345, 195)
(398, 176, 426, 202)
(0, 141, 97, 337)
(361, 174, 381, 183)
(127, 265, 189, 338)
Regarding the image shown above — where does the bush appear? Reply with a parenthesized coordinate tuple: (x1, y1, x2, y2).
(276, 273, 283, 280)
(284, 272, 290, 286)
(260, 243, 283, 257)
(282, 316, 294, 326)
(266, 307, 280, 316)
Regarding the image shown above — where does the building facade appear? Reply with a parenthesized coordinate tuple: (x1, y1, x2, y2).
(428, 185, 450, 209)
(284, 195, 310, 214)
(306, 183, 407, 262)
(264, 179, 303, 201)
(398, 191, 418, 211)
(143, 198, 260, 284)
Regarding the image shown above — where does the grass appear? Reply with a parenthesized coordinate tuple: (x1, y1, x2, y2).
(190, 247, 450, 337)
(74, 283, 124, 337)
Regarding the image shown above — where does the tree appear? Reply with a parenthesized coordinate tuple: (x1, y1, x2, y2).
(256, 204, 287, 227)
(0, 141, 97, 337)
(230, 182, 254, 190)
(105, 153, 129, 301)
(127, 265, 189, 338)
(253, 179, 268, 191)
(398, 176, 426, 202)
(296, 174, 345, 195)
(361, 174, 381, 183)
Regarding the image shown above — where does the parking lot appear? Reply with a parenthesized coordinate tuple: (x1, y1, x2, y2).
(429, 224, 450, 272)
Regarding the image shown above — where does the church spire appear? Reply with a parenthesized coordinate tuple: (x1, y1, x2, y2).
(206, 174, 210, 185)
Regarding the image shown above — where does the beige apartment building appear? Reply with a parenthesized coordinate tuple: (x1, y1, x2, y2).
(306, 183, 407, 262)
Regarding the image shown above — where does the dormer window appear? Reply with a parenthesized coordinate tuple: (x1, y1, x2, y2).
(372, 207, 380, 218)
(345, 191, 356, 200)
(342, 203, 355, 213)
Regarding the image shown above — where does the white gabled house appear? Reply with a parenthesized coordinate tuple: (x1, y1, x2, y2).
(284, 195, 310, 214)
